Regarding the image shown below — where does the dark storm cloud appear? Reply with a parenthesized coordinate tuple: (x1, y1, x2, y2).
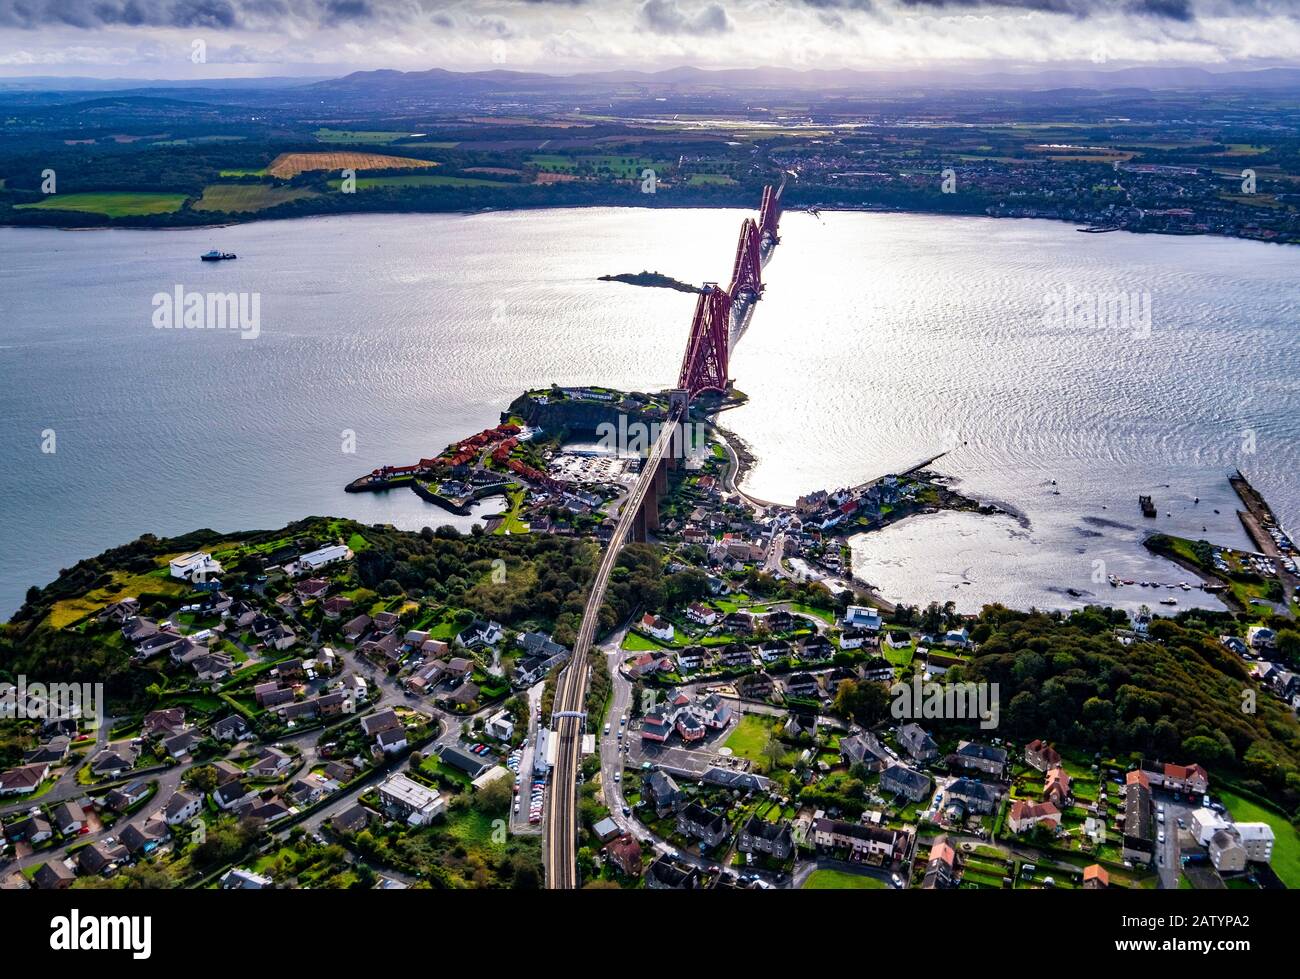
(890, 0, 1198, 17)
(0, 0, 398, 29)
(638, 0, 732, 33)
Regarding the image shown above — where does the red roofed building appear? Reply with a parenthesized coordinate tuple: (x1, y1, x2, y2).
(1007, 799, 1061, 834)
(1025, 739, 1062, 772)
(1044, 766, 1072, 806)
(1083, 864, 1109, 889)
(607, 834, 644, 877)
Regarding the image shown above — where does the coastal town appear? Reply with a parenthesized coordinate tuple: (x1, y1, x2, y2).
(3, 386, 1298, 893)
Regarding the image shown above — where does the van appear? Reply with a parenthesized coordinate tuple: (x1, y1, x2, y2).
(603, 723, 610, 735)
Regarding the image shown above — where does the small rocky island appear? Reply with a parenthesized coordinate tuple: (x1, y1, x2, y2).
(598, 270, 702, 294)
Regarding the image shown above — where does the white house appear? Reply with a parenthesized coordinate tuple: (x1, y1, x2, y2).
(297, 544, 353, 573)
(163, 791, 202, 827)
(686, 603, 719, 626)
(843, 606, 883, 631)
(640, 614, 675, 642)
(378, 773, 444, 825)
(486, 710, 515, 741)
(169, 552, 222, 581)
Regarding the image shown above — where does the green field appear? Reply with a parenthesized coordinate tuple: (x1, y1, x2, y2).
(325, 174, 505, 190)
(801, 868, 889, 889)
(193, 183, 318, 213)
(218, 168, 268, 177)
(315, 128, 412, 144)
(16, 191, 188, 217)
(1219, 789, 1300, 888)
(528, 154, 668, 178)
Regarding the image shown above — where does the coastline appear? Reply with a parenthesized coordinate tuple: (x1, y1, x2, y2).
(4, 201, 1295, 249)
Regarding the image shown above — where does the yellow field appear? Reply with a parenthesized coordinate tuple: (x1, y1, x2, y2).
(267, 151, 437, 178)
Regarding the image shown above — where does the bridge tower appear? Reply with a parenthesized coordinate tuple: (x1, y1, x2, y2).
(728, 218, 763, 304)
(676, 283, 732, 399)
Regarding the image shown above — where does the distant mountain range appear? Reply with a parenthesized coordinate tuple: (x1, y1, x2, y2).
(2, 63, 1298, 97)
(311, 64, 1300, 96)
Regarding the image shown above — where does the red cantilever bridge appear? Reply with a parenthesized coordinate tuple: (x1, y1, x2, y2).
(677, 180, 782, 397)
(545, 181, 784, 889)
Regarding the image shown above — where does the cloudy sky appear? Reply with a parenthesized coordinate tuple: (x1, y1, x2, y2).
(0, 0, 1298, 79)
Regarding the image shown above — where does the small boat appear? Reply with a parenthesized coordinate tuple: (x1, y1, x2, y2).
(201, 250, 237, 262)
(1160, 598, 1178, 606)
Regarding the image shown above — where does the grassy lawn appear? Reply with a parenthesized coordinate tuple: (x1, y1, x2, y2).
(16, 191, 188, 217)
(788, 603, 835, 624)
(1219, 789, 1300, 888)
(494, 486, 530, 535)
(621, 631, 666, 652)
(724, 714, 776, 768)
(802, 868, 889, 889)
(193, 183, 318, 213)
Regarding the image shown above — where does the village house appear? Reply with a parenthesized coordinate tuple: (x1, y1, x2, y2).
(639, 613, 675, 642)
(898, 723, 939, 764)
(255, 682, 294, 709)
(812, 816, 907, 864)
(1138, 760, 1209, 795)
(922, 835, 957, 889)
(686, 602, 719, 626)
(378, 772, 444, 825)
(843, 605, 883, 631)
(51, 801, 86, 836)
(296, 543, 352, 573)
(0, 762, 49, 796)
(90, 746, 137, 779)
(737, 672, 775, 700)
(1044, 766, 1072, 806)
(645, 770, 681, 817)
(881, 764, 933, 803)
(1024, 739, 1062, 772)
(33, 861, 76, 890)
(951, 741, 1008, 778)
(737, 815, 795, 860)
(24, 737, 70, 766)
(784, 672, 820, 698)
(104, 780, 151, 812)
(214, 780, 255, 811)
(1083, 864, 1109, 889)
(1122, 776, 1155, 866)
(249, 747, 294, 778)
(840, 732, 893, 773)
(606, 834, 644, 876)
(163, 791, 202, 827)
(676, 802, 729, 849)
(455, 618, 504, 650)
(342, 614, 372, 643)
(1007, 799, 1061, 834)
(119, 819, 170, 857)
(945, 778, 1002, 816)
(645, 855, 700, 890)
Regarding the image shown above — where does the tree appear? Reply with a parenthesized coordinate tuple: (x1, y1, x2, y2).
(761, 731, 784, 773)
(183, 764, 218, 794)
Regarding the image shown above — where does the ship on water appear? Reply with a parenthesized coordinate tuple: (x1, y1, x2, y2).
(201, 250, 237, 262)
